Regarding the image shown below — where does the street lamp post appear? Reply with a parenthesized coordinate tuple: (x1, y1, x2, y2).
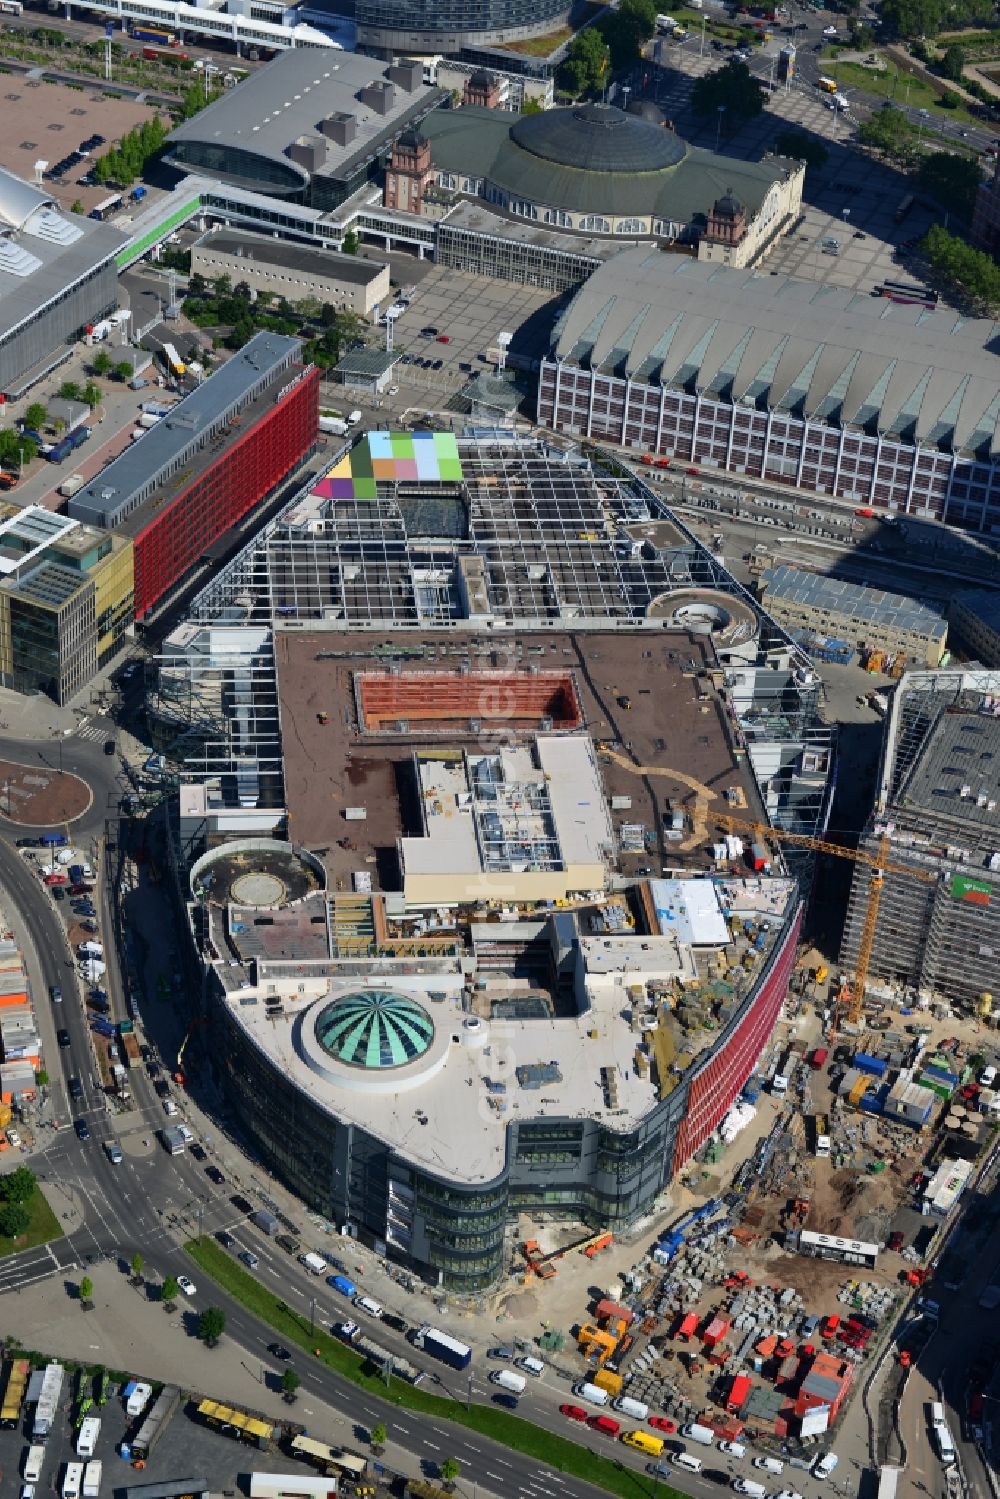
(700, 14, 707, 58)
(715, 104, 726, 151)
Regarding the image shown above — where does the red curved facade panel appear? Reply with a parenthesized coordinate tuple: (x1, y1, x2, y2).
(674, 903, 802, 1168)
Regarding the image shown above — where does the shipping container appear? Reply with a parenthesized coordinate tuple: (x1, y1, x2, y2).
(413, 1326, 473, 1370)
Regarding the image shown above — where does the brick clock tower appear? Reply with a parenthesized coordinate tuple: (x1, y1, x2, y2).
(385, 128, 432, 214)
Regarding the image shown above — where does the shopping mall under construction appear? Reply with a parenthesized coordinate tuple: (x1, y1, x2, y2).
(150, 431, 835, 1290)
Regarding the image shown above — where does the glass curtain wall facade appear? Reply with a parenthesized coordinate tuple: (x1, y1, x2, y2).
(356, 0, 570, 52)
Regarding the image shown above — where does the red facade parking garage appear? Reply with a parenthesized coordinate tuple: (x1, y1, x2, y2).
(66, 333, 319, 619)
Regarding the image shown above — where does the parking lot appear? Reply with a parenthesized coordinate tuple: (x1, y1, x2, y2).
(651, 43, 941, 298)
(0, 1368, 323, 1497)
(0, 75, 159, 217)
(387, 266, 566, 386)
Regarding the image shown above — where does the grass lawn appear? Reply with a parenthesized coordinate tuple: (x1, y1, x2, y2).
(185, 1237, 674, 1499)
(0, 1185, 63, 1259)
(828, 56, 977, 124)
(506, 25, 575, 55)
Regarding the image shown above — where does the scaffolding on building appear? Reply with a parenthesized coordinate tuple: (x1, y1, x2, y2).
(841, 669, 1000, 1006)
(149, 433, 836, 851)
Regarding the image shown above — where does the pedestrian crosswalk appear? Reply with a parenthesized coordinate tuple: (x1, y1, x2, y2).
(75, 717, 111, 743)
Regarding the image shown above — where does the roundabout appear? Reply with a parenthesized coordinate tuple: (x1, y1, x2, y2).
(0, 755, 93, 825)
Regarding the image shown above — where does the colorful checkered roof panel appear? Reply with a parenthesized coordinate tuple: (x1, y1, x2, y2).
(312, 431, 464, 500)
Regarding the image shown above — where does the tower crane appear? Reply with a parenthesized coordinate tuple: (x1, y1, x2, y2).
(712, 814, 938, 1029)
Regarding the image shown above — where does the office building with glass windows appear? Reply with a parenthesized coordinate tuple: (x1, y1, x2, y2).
(354, 0, 571, 56)
(0, 505, 133, 704)
(198, 845, 801, 1291)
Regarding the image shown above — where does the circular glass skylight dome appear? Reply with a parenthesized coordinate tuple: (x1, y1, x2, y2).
(315, 990, 435, 1070)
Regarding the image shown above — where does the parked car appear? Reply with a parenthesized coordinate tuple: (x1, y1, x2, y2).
(205, 1165, 225, 1185)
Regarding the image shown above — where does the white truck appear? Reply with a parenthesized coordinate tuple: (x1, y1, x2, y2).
(59, 474, 85, 499)
(82, 1462, 102, 1499)
(319, 414, 349, 436)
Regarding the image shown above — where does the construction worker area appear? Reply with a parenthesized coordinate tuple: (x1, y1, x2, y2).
(510, 982, 999, 1459)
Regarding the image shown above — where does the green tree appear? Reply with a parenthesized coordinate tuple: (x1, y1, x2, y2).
(78, 1275, 93, 1305)
(225, 315, 255, 350)
(561, 27, 610, 97)
(91, 349, 113, 377)
(341, 227, 359, 255)
(773, 130, 829, 171)
(198, 1306, 226, 1346)
(70, 199, 84, 215)
(114, 361, 134, 382)
(939, 88, 961, 109)
(880, 0, 946, 39)
(0, 1202, 30, 1238)
(520, 96, 543, 115)
(58, 380, 83, 403)
(922, 221, 1000, 312)
(858, 106, 917, 161)
(0, 1166, 36, 1204)
(692, 61, 764, 128)
(34, 1069, 48, 1087)
(82, 383, 102, 410)
(370, 1421, 387, 1451)
(0, 431, 34, 467)
(600, 0, 657, 69)
(24, 402, 48, 432)
(439, 1458, 461, 1490)
(160, 1275, 179, 1305)
(281, 1368, 301, 1402)
(941, 43, 966, 82)
(917, 151, 982, 222)
(130, 1251, 144, 1282)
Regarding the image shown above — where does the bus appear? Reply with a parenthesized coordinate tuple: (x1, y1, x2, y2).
(195, 1398, 274, 1449)
(131, 25, 176, 44)
(89, 195, 122, 222)
(818, 76, 837, 93)
(878, 280, 939, 309)
(0, 1, 24, 14)
(0, 1358, 30, 1429)
(289, 1434, 368, 1479)
(894, 192, 915, 223)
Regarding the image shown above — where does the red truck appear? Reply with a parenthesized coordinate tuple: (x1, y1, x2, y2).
(810, 1047, 829, 1070)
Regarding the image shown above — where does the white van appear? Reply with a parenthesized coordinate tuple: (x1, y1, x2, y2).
(754, 1457, 785, 1475)
(614, 1395, 650, 1421)
(354, 1295, 383, 1319)
(683, 1423, 716, 1446)
(24, 1448, 45, 1484)
(299, 1251, 327, 1275)
(347, 409, 363, 426)
(517, 1356, 544, 1377)
(935, 1424, 956, 1466)
(574, 1381, 610, 1407)
(491, 1369, 526, 1394)
(125, 1382, 152, 1417)
(675, 1452, 704, 1474)
(733, 1482, 767, 1497)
